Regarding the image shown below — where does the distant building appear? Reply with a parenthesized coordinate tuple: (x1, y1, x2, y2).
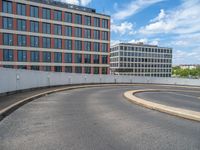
(179, 64, 199, 69)
(0, 0, 110, 74)
(110, 43, 172, 77)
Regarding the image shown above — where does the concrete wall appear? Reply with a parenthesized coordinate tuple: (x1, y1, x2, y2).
(0, 68, 200, 94)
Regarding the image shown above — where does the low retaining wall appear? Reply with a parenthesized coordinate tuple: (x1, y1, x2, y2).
(0, 68, 200, 94)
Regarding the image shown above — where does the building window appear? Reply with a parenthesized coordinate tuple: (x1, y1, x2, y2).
(30, 36, 39, 47)
(94, 42, 100, 52)
(75, 67, 82, 73)
(54, 52, 62, 63)
(75, 54, 82, 63)
(94, 17, 100, 27)
(75, 40, 82, 50)
(102, 67, 107, 74)
(84, 16, 91, 26)
(42, 37, 51, 48)
(94, 67, 99, 74)
(3, 17, 13, 29)
(2, 0, 12, 13)
(18, 50, 27, 62)
(31, 66, 40, 71)
(54, 10, 62, 21)
(54, 38, 62, 49)
(30, 6, 38, 18)
(65, 66, 72, 73)
(65, 39, 72, 50)
(3, 49, 13, 61)
(85, 67, 91, 74)
(55, 66, 62, 72)
(18, 35, 26, 46)
(43, 52, 51, 62)
(64, 53, 72, 63)
(84, 41, 91, 51)
(84, 54, 91, 63)
(30, 51, 39, 62)
(102, 19, 108, 28)
(17, 3, 26, 16)
(94, 30, 100, 39)
(30, 21, 39, 32)
(102, 31, 108, 40)
(65, 26, 72, 36)
(102, 55, 108, 64)
(75, 27, 82, 37)
(42, 8, 51, 19)
(84, 29, 91, 38)
(42, 23, 51, 34)
(17, 19, 26, 31)
(3, 33, 13, 45)
(54, 24, 62, 35)
(75, 14, 82, 24)
(65, 12, 72, 23)
(93, 55, 99, 64)
(102, 43, 108, 52)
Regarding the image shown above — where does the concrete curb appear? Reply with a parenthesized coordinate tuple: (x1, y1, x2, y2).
(124, 89, 200, 122)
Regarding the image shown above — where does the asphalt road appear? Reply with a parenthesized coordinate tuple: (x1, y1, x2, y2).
(0, 85, 200, 150)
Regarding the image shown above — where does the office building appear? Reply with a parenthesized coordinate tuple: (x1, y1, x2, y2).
(0, 0, 110, 74)
(110, 43, 172, 77)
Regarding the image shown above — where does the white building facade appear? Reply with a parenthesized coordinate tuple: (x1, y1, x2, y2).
(110, 43, 172, 77)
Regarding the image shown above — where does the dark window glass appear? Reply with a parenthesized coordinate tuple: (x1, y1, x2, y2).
(2, 1, 12, 13)
(3, 33, 13, 45)
(3, 49, 13, 61)
(18, 35, 26, 46)
(102, 55, 108, 64)
(64, 53, 72, 63)
(65, 12, 72, 23)
(102, 19, 108, 28)
(55, 66, 62, 72)
(93, 55, 99, 64)
(84, 41, 91, 51)
(102, 31, 108, 40)
(102, 43, 108, 52)
(17, 3, 26, 15)
(102, 67, 107, 74)
(42, 23, 51, 34)
(65, 40, 72, 50)
(94, 17, 100, 27)
(75, 54, 82, 63)
(18, 50, 27, 62)
(94, 30, 100, 39)
(84, 54, 91, 63)
(17, 65, 27, 69)
(42, 37, 51, 48)
(30, 21, 39, 32)
(42, 8, 51, 19)
(17, 19, 26, 31)
(75, 14, 82, 24)
(43, 52, 51, 62)
(84, 67, 91, 74)
(65, 66, 72, 73)
(75, 40, 82, 50)
(30, 36, 39, 47)
(54, 38, 62, 49)
(94, 42, 100, 52)
(75, 66, 82, 73)
(30, 6, 38, 18)
(30, 51, 39, 62)
(31, 66, 40, 70)
(75, 27, 82, 37)
(84, 16, 91, 26)
(54, 24, 62, 35)
(84, 29, 91, 38)
(54, 52, 62, 63)
(65, 26, 72, 36)
(54, 10, 62, 21)
(94, 67, 99, 74)
(3, 17, 13, 29)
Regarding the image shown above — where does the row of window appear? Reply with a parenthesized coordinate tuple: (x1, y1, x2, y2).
(115, 73, 171, 78)
(111, 46, 172, 53)
(2, 33, 108, 52)
(2, 17, 109, 40)
(3, 49, 108, 64)
(110, 63, 172, 68)
(2, 1, 109, 28)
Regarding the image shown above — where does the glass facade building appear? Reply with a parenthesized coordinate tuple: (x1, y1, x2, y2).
(0, 0, 110, 74)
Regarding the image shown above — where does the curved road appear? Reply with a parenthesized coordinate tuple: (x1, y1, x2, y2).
(0, 85, 200, 150)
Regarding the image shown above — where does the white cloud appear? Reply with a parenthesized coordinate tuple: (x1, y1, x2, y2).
(60, 0, 92, 6)
(80, 0, 92, 6)
(113, 0, 165, 20)
(150, 9, 166, 22)
(111, 22, 135, 35)
(129, 38, 159, 45)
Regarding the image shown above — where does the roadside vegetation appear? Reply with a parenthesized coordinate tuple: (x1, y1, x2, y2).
(172, 66, 200, 79)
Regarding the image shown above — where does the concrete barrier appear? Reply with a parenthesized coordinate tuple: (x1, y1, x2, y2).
(0, 68, 200, 94)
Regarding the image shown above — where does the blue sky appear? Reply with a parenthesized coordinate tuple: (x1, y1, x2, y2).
(63, 0, 200, 65)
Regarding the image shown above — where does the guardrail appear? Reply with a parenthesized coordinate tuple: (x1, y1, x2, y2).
(0, 68, 200, 94)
